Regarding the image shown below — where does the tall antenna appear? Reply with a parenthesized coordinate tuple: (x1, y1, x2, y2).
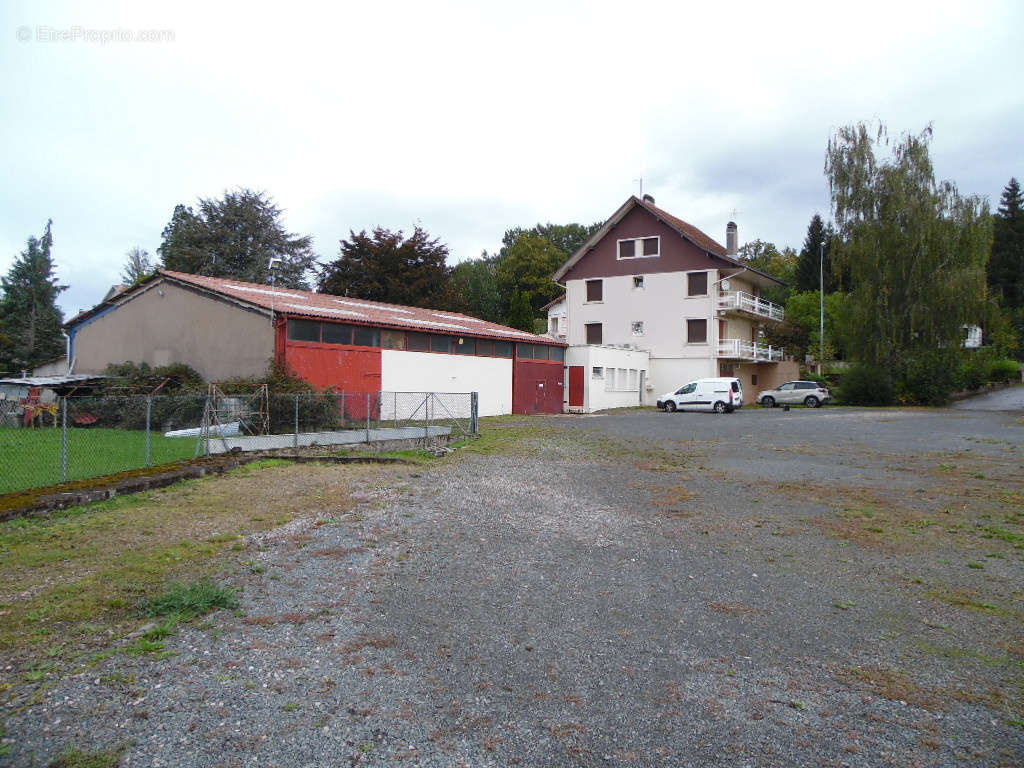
(633, 176, 643, 197)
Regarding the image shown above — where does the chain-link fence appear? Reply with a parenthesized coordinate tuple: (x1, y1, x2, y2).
(0, 390, 477, 496)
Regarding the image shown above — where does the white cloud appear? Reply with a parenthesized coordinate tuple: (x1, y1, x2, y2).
(1, 0, 1021, 316)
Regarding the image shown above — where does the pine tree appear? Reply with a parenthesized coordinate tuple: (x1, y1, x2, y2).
(990, 177, 1024, 308)
(793, 214, 837, 293)
(0, 220, 67, 372)
(158, 190, 317, 289)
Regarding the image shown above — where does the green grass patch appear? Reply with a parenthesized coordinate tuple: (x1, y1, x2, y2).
(142, 579, 238, 619)
(49, 744, 127, 768)
(0, 426, 198, 495)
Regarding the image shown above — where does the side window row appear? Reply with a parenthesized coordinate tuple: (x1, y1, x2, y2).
(288, 319, 564, 361)
(582, 272, 710, 302)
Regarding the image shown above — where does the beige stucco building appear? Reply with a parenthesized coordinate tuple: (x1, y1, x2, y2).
(68, 279, 276, 381)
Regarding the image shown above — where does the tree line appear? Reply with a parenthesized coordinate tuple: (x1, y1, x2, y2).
(3, 122, 1022, 406)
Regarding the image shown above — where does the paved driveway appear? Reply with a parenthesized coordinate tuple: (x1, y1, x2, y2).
(952, 384, 1024, 411)
(5, 406, 1023, 767)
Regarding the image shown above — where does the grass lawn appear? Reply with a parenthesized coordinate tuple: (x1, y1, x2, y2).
(0, 458, 389, 669)
(0, 427, 198, 495)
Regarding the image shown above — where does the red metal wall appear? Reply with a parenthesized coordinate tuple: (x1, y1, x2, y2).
(279, 333, 382, 419)
(512, 359, 564, 414)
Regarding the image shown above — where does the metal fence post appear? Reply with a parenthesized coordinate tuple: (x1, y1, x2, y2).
(294, 394, 299, 449)
(145, 396, 152, 467)
(394, 391, 398, 429)
(424, 393, 429, 439)
(471, 391, 479, 434)
(365, 392, 370, 444)
(340, 391, 346, 428)
(60, 396, 68, 483)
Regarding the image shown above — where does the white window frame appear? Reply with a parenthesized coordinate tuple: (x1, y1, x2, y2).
(631, 321, 645, 336)
(584, 279, 604, 304)
(616, 236, 660, 260)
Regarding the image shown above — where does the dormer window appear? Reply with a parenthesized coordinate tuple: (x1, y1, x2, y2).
(617, 236, 660, 260)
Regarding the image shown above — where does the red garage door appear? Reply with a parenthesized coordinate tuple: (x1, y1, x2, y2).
(568, 366, 584, 408)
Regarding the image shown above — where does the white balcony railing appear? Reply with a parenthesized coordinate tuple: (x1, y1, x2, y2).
(717, 338, 784, 362)
(717, 291, 784, 322)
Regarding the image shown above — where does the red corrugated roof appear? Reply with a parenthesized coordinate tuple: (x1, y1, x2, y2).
(159, 270, 563, 345)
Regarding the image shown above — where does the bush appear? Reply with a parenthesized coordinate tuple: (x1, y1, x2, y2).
(837, 363, 894, 405)
(959, 359, 986, 391)
(897, 351, 958, 406)
(985, 358, 1020, 383)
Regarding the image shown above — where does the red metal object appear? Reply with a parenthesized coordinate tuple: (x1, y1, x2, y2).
(279, 337, 382, 420)
(512, 359, 563, 414)
(568, 366, 584, 408)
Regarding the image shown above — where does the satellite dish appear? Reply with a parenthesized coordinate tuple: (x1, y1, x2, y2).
(721, 279, 731, 291)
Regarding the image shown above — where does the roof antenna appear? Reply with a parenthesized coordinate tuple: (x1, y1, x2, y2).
(633, 176, 643, 197)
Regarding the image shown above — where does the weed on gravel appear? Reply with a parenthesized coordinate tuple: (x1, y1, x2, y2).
(47, 744, 127, 768)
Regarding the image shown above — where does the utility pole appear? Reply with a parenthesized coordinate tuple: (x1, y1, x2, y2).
(819, 242, 825, 376)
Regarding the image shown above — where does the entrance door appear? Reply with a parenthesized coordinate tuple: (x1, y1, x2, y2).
(568, 366, 585, 408)
(534, 380, 546, 413)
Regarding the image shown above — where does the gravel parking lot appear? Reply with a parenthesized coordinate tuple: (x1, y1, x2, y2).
(4, 405, 1023, 767)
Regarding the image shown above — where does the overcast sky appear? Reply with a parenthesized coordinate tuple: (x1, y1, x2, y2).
(2, 0, 1022, 317)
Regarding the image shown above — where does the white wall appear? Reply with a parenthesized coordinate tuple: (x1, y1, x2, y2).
(647, 358, 717, 405)
(380, 350, 512, 416)
(565, 270, 719, 359)
(565, 345, 649, 412)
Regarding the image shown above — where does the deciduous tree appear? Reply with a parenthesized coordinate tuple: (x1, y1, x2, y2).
(158, 189, 317, 289)
(451, 253, 503, 322)
(825, 121, 991, 402)
(495, 233, 567, 321)
(736, 239, 796, 305)
(319, 226, 456, 309)
(121, 246, 153, 285)
(0, 220, 66, 372)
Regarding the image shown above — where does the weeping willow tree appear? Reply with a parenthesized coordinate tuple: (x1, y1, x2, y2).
(825, 122, 992, 403)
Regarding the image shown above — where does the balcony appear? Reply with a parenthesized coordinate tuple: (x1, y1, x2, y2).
(717, 291, 784, 322)
(717, 338, 784, 362)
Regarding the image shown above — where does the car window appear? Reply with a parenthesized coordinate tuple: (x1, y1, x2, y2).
(731, 381, 740, 392)
(796, 382, 814, 389)
(678, 383, 697, 394)
(779, 383, 795, 391)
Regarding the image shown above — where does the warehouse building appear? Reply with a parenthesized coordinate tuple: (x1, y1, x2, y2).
(65, 270, 566, 416)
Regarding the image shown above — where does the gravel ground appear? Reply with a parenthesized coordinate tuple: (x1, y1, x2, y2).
(3, 406, 1023, 767)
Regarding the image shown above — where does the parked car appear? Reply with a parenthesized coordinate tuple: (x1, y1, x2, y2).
(758, 381, 831, 408)
(657, 377, 743, 413)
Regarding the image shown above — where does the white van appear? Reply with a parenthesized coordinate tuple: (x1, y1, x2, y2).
(656, 377, 744, 413)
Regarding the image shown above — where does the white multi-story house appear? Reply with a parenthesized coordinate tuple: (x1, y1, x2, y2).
(550, 195, 799, 411)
